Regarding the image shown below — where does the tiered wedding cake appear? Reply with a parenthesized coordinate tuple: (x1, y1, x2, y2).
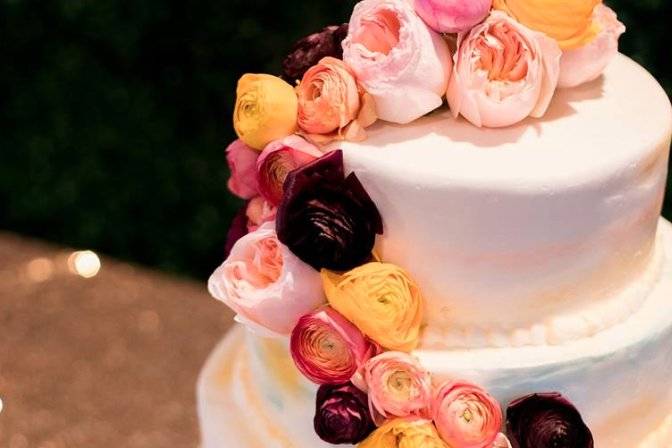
(198, 1, 672, 447)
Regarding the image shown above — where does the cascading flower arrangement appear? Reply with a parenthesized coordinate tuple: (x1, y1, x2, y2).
(232, 0, 623, 139)
(210, 149, 596, 447)
(210, 0, 616, 445)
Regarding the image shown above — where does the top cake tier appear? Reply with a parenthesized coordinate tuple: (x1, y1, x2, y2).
(340, 54, 672, 349)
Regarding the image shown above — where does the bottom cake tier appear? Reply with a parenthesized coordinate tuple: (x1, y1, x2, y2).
(197, 220, 672, 448)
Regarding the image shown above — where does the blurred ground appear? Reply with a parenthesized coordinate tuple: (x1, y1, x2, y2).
(0, 232, 232, 447)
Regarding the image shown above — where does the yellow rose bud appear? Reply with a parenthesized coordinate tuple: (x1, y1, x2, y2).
(322, 262, 423, 352)
(233, 74, 298, 150)
(493, 0, 601, 50)
(359, 419, 448, 448)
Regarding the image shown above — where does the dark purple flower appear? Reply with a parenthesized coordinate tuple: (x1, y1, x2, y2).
(224, 205, 249, 258)
(314, 382, 375, 444)
(281, 24, 349, 83)
(506, 392, 594, 448)
(276, 150, 383, 271)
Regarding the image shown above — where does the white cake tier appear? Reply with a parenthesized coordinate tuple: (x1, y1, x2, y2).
(198, 221, 672, 448)
(337, 54, 672, 348)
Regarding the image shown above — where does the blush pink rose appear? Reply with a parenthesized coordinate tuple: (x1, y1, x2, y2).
(558, 5, 625, 88)
(256, 135, 322, 205)
(245, 197, 277, 232)
(432, 379, 503, 448)
(414, 0, 492, 34)
(208, 222, 324, 336)
(226, 139, 259, 199)
(362, 351, 432, 425)
(342, 0, 452, 124)
(290, 306, 377, 384)
(447, 11, 561, 128)
(296, 57, 377, 144)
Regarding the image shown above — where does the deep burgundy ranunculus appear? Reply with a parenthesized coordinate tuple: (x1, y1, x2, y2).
(276, 150, 383, 271)
(506, 392, 594, 448)
(314, 382, 376, 444)
(281, 24, 349, 83)
(224, 205, 250, 258)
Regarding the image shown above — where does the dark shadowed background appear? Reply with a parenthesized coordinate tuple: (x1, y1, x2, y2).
(1, 0, 671, 279)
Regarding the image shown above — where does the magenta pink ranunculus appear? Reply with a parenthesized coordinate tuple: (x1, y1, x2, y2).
(362, 351, 432, 424)
(290, 306, 377, 385)
(256, 135, 322, 205)
(226, 139, 259, 199)
(447, 11, 561, 128)
(558, 5, 625, 88)
(245, 196, 277, 232)
(208, 222, 324, 336)
(414, 0, 492, 34)
(432, 379, 503, 448)
(342, 0, 452, 124)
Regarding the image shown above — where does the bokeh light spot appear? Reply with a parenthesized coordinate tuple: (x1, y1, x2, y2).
(67, 251, 101, 278)
(26, 258, 55, 282)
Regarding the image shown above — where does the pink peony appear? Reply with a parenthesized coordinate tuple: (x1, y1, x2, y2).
(296, 57, 377, 144)
(446, 11, 561, 128)
(226, 139, 259, 199)
(558, 5, 625, 88)
(245, 196, 277, 232)
(256, 135, 322, 205)
(414, 0, 492, 34)
(290, 306, 377, 385)
(208, 222, 323, 336)
(362, 351, 432, 424)
(432, 379, 503, 448)
(342, 0, 452, 124)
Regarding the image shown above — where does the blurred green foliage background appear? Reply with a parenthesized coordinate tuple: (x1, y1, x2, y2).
(1, 0, 670, 279)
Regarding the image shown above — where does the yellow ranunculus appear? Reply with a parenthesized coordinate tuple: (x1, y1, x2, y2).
(322, 262, 423, 352)
(493, 0, 601, 50)
(233, 74, 298, 150)
(359, 419, 448, 448)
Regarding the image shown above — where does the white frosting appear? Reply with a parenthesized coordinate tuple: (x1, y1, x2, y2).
(198, 223, 672, 448)
(198, 328, 337, 448)
(417, 219, 672, 446)
(338, 54, 672, 347)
